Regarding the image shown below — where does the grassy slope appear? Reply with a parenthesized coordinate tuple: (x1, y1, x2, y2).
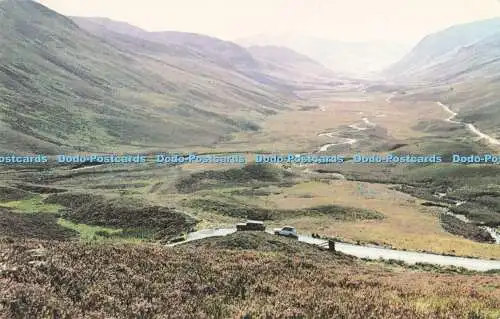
(384, 20, 500, 137)
(401, 45, 500, 136)
(0, 0, 292, 154)
(70, 16, 298, 105)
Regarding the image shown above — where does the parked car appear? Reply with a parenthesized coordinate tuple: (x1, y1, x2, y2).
(236, 220, 266, 231)
(273, 226, 298, 239)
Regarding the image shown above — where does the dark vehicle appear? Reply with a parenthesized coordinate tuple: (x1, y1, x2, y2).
(236, 220, 266, 231)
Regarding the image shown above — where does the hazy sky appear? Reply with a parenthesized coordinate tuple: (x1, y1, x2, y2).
(37, 0, 500, 43)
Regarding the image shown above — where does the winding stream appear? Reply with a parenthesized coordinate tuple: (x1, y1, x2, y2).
(318, 116, 377, 152)
(435, 102, 500, 242)
(433, 192, 500, 244)
(362, 117, 376, 127)
(348, 124, 368, 131)
(445, 210, 500, 244)
(385, 92, 397, 103)
(318, 138, 357, 152)
(348, 117, 376, 131)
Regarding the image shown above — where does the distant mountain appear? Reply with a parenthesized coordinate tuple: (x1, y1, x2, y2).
(71, 17, 339, 88)
(0, 0, 295, 153)
(399, 33, 500, 83)
(245, 45, 339, 84)
(237, 34, 411, 77)
(383, 18, 500, 81)
(71, 17, 260, 71)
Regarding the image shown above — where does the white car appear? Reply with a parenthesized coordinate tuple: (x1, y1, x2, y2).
(273, 226, 298, 239)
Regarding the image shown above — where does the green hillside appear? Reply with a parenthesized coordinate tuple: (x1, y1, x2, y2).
(0, 0, 292, 154)
(383, 18, 500, 139)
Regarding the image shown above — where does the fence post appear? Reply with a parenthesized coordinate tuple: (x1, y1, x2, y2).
(328, 240, 336, 251)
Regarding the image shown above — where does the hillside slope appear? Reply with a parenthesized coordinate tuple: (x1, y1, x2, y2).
(0, 1, 293, 154)
(70, 17, 260, 72)
(70, 17, 339, 89)
(383, 19, 500, 139)
(383, 18, 500, 81)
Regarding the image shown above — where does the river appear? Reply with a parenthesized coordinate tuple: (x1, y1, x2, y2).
(317, 115, 378, 152)
(318, 138, 357, 152)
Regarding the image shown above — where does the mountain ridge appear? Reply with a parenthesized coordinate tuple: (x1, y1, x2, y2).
(0, 0, 300, 153)
(383, 17, 500, 80)
(70, 17, 339, 88)
(237, 34, 411, 76)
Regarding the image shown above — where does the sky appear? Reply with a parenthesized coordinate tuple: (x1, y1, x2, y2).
(37, 0, 500, 44)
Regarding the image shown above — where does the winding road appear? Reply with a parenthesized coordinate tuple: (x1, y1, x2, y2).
(167, 228, 500, 271)
(438, 102, 500, 145)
